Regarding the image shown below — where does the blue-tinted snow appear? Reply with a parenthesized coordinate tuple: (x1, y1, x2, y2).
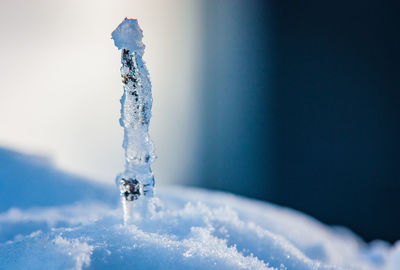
(111, 18, 145, 55)
(0, 147, 117, 211)
(0, 147, 399, 270)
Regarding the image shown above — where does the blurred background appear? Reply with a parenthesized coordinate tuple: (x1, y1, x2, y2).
(0, 0, 399, 243)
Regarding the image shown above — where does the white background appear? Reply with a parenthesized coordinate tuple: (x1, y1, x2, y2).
(0, 0, 202, 186)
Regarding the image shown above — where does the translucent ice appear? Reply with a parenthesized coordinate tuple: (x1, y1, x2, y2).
(112, 18, 145, 55)
(112, 19, 155, 208)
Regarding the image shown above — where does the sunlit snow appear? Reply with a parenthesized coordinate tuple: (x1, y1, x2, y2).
(0, 148, 399, 270)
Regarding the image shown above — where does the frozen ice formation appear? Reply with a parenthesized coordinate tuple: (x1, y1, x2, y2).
(112, 18, 155, 209)
(112, 18, 145, 55)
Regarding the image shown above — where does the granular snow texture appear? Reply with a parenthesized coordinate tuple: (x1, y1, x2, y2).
(0, 148, 399, 270)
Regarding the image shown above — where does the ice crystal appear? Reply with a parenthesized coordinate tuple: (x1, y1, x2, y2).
(112, 19, 155, 208)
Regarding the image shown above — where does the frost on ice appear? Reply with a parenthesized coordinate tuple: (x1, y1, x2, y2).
(112, 18, 155, 209)
(112, 18, 145, 55)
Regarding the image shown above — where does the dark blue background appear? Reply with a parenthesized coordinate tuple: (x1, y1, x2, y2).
(199, 1, 400, 242)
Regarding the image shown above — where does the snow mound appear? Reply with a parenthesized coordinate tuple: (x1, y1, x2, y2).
(111, 18, 145, 55)
(0, 148, 399, 270)
(0, 187, 399, 270)
(0, 147, 116, 211)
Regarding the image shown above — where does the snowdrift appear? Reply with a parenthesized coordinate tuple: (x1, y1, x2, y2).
(0, 148, 399, 270)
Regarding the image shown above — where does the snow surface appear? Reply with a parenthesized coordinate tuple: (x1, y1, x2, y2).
(0, 148, 400, 270)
